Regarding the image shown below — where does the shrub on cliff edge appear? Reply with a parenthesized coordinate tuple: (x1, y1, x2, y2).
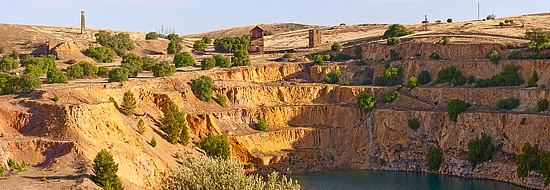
(447, 98, 467, 122)
(357, 92, 376, 113)
(92, 149, 123, 190)
(467, 133, 494, 169)
(427, 147, 443, 170)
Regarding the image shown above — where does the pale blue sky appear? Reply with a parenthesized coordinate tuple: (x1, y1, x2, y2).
(0, 0, 549, 35)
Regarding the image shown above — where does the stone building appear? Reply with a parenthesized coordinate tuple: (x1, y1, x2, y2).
(309, 28, 321, 48)
(250, 26, 264, 54)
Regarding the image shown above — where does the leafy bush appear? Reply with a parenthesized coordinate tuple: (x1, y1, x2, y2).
(383, 24, 414, 39)
(486, 50, 500, 64)
(201, 57, 216, 70)
(161, 157, 300, 190)
(429, 51, 440, 60)
(142, 57, 157, 71)
(213, 55, 231, 68)
(174, 52, 195, 68)
(201, 37, 212, 44)
(331, 53, 352, 62)
(516, 143, 550, 185)
(108, 68, 129, 83)
(418, 70, 431, 85)
(447, 18, 453, 23)
(66, 64, 84, 79)
(214, 36, 250, 53)
(474, 64, 524, 87)
(97, 66, 110, 77)
(386, 37, 401, 45)
(197, 135, 231, 159)
(538, 99, 549, 112)
(525, 28, 550, 52)
(11, 49, 18, 59)
(83, 46, 114, 63)
(263, 30, 273, 36)
(46, 68, 68, 84)
(313, 54, 325, 65)
(408, 118, 420, 130)
(192, 76, 214, 102)
(282, 53, 294, 59)
(121, 53, 143, 77)
(19, 74, 42, 93)
(354, 46, 362, 59)
(121, 90, 137, 115)
(496, 97, 519, 111)
(145, 32, 158, 40)
(0, 56, 18, 71)
(193, 40, 207, 52)
(407, 76, 418, 89)
(382, 89, 398, 103)
(467, 133, 494, 169)
(95, 30, 134, 56)
(467, 75, 476, 85)
(0, 73, 20, 95)
(331, 42, 342, 51)
(256, 118, 267, 131)
(486, 14, 496, 20)
(435, 20, 442, 23)
(435, 66, 466, 86)
(66, 61, 98, 79)
(8, 158, 27, 172)
(447, 98, 467, 122)
(527, 71, 539, 87)
(324, 70, 341, 84)
(508, 50, 524, 59)
(427, 147, 443, 170)
(0, 166, 4, 177)
(92, 149, 123, 190)
(357, 92, 376, 113)
(231, 50, 250, 67)
(442, 37, 451, 46)
(152, 61, 176, 77)
(151, 137, 157, 147)
(53, 94, 59, 102)
(161, 101, 188, 144)
(526, 51, 549, 59)
(137, 118, 145, 135)
(216, 93, 228, 107)
(20, 55, 56, 76)
(167, 34, 183, 54)
(374, 64, 403, 86)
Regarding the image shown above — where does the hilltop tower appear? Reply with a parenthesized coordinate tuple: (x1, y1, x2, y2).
(81, 11, 85, 34)
(309, 28, 321, 48)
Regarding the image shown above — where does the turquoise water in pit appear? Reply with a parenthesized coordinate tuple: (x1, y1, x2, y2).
(289, 170, 528, 190)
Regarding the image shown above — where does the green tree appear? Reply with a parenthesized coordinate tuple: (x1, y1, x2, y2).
(538, 99, 549, 112)
(11, 49, 18, 59)
(150, 137, 157, 147)
(213, 55, 231, 68)
(407, 76, 418, 89)
(442, 37, 451, 46)
(527, 71, 539, 87)
(386, 37, 401, 45)
(447, 98, 467, 122)
(408, 118, 420, 130)
(0, 56, 18, 71)
(97, 66, 110, 77)
(167, 34, 183, 54)
(215, 93, 227, 107)
(191, 76, 213, 102)
(429, 51, 440, 59)
(66, 64, 84, 79)
(197, 135, 231, 159)
(486, 50, 500, 64)
(374, 64, 403, 86)
(137, 118, 145, 135)
(121, 53, 143, 77)
(418, 70, 432, 85)
(193, 40, 207, 52)
(525, 28, 550, 52)
(354, 46, 362, 59)
(92, 149, 123, 190)
(324, 70, 341, 84)
(145, 32, 158, 40)
(357, 92, 376, 113)
(282, 53, 294, 59)
(383, 24, 414, 39)
(427, 147, 443, 170)
(19, 74, 41, 93)
(496, 97, 519, 111)
(121, 90, 137, 115)
(161, 101, 188, 144)
(435, 66, 466, 86)
(152, 61, 175, 77)
(382, 89, 398, 103)
(214, 36, 250, 53)
(201, 57, 216, 70)
(141, 57, 157, 71)
(173, 52, 195, 68)
(201, 37, 212, 44)
(231, 50, 250, 66)
(256, 118, 267, 131)
(108, 68, 129, 83)
(46, 68, 68, 84)
(447, 18, 453, 23)
(331, 42, 342, 51)
(474, 64, 524, 87)
(83, 46, 114, 63)
(467, 133, 494, 169)
(95, 30, 134, 56)
(0, 73, 20, 95)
